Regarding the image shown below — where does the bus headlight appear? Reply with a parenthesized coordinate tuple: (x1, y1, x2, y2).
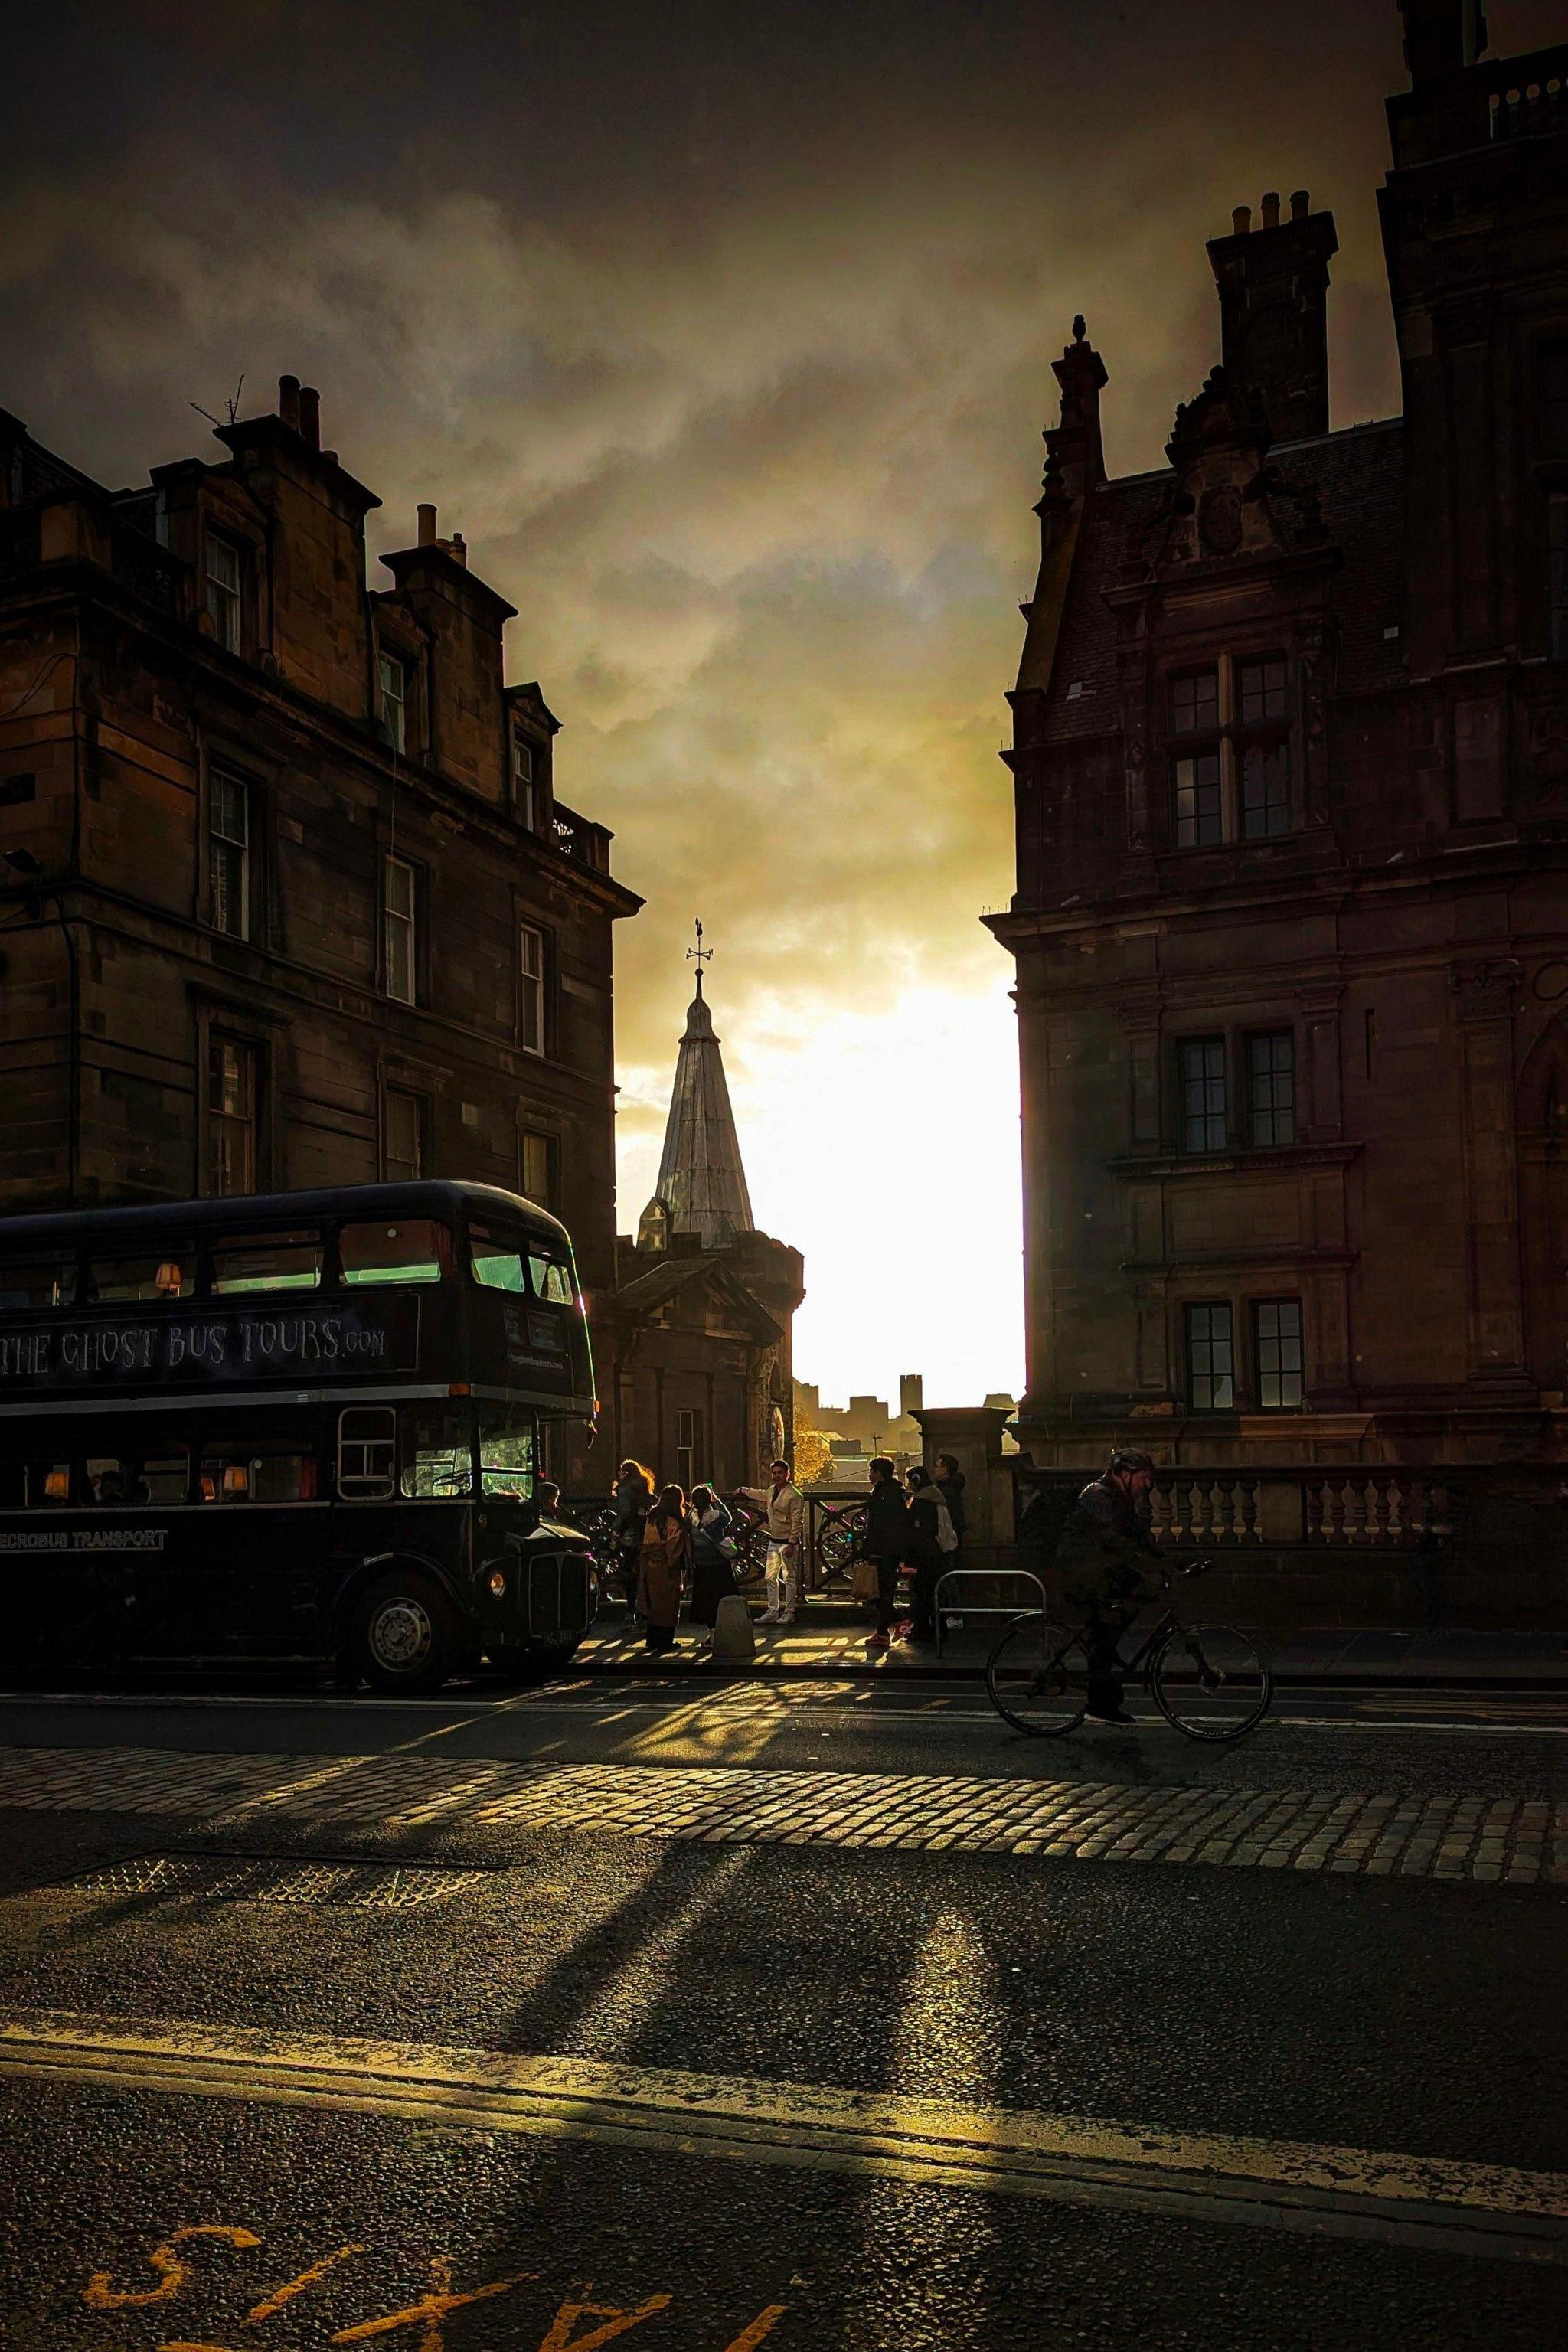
(488, 1569, 507, 1598)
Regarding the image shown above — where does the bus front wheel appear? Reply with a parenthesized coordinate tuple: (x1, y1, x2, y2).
(351, 1570, 454, 1696)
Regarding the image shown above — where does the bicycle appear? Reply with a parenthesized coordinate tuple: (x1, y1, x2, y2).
(985, 1560, 1274, 1743)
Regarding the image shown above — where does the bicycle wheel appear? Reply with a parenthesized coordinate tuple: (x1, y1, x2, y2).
(1151, 1623, 1272, 1742)
(987, 1612, 1089, 1737)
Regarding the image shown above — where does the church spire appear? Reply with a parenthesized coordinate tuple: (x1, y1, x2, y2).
(643, 922, 755, 1250)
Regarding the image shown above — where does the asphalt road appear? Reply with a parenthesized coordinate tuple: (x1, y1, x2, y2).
(0, 1675, 1563, 2350)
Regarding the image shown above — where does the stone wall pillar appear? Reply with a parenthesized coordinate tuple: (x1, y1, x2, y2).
(912, 1406, 1016, 1567)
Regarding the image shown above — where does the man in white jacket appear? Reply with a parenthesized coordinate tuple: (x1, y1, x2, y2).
(740, 1457, 805, 1625)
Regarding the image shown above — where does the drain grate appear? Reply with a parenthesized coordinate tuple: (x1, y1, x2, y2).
(60, 1854, 492, 1908)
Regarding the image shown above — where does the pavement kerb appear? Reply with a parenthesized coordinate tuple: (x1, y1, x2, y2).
(570, 1649, 1568, 1691)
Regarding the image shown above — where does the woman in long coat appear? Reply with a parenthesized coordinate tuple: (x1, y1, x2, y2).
(688, 1485, 739, 1627)
(636, 1485, 691, 1655)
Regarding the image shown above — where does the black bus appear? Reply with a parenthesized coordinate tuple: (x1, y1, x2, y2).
(0, 1181, 599, 1692)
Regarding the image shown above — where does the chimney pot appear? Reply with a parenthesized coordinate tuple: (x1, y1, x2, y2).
(278, 374, 301, 432)
(1261, 191, 1281, 230)
(298, 386, 321, 449)
(417, 503, 437, 547)
(450, 530, 467, 566)
(1290, 188, 1310, 221)
(1232, 205, 1252, 235)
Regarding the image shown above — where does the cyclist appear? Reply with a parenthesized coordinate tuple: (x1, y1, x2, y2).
(1055, 1446, 1163, 1724)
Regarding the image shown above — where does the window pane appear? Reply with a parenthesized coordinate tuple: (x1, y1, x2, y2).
(1550, 495, 1568, 662)
(206, 537, 241, 652)
(1238, 658, 1288, 724)
(400, 1406, 472, 1498)
(470, 1225, 526, 1292)
(378, 652, 407, 752)
(520, 924, 544, 1054)
(337, 1406, 396, 1499)
(20, 1460, 73, 1507)
(1173, 752, 1222, 848)
(0, 1259, 74, 1311)
(1241, 743, 1290, 838)
(1187, 1302, 1234, 1411)
(211, 1233, 322, 1295)
(521, 1130, 554, 1207)
(199, 1446, 317, 1503)
(70, 1452, 188, 1508)
(384, 1090, 424, 1183)
(1248, 1031, 1296, 1146)
(1254, 1298, 1304, 1410)
(528, 1248, 575, 1306)
(208, 1037, 256, 1197)
(87, 1251, 196, 1302)
(340, 1218, 449, 1286)
(209, 771, 249, 939)
(479, 1404, 534, 1500)
(1180, 1037, 1227, 1152)
(384, 858, 416, 1004)
(1171, 670, 1218, 733)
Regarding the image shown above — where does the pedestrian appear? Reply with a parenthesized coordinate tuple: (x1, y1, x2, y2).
(902, 1464, 958, 1643)
(612, 1459, 655, 1621)
(860, 1455, 909, 1655)
(636, 1484, 691, 1655)
(1055, 1447, 1164, 1724)
(688, 1483, 740, 1626)
(934, 1452, 968, 1568)
(739, 1456, 805, 1625)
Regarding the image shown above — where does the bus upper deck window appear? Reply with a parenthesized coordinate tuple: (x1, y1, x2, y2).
(339, 1220, 449, 1287)
(528, 1250, 575, 1307)
(87, 1252, 196, 1303)
(0, 1259, 74, 1312)
(469, 1226, 525, 1292)
(212, 1232, 322, 1296)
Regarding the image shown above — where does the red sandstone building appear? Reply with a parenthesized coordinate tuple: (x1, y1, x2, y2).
(988, 2, 1568, 1468)
(0, 377, 641, 1482)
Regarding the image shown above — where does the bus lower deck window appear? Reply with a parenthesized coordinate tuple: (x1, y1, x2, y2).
(1, 1462, 74, 1507)
(479, 1406, 534, 1499)
(340, 1220, 449, 1287)
(338, 1408, 396, 1499)
(199, 1447, 317, 1504)
(400, 1406, 472, 1499)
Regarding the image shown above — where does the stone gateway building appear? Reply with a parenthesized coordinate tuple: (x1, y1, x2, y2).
(989, 2, 1568, 1468)
(0, 379, 641, 1482)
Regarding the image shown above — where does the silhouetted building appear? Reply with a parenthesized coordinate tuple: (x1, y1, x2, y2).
(988, 2, 1568, 1466)
(0, 378, 641, 1480)
(608, 954, 802, 1488)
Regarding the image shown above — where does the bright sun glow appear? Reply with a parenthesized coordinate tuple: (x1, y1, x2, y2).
(616, 970, 1025, 1413)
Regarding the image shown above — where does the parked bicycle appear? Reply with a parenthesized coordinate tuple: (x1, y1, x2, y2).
(985, 1560, 1273, 1743)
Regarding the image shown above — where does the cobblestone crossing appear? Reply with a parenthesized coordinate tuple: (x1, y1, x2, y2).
(0, 1743, 1561, 1883)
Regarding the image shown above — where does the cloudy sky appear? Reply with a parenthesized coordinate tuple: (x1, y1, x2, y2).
(4, 0, 1563, 1410)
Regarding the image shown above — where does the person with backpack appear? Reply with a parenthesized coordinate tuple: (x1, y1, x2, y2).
(688, 1484, 740, 1627)
(859, 1455, 910, 1655)
(902, 1463, 957, 1644)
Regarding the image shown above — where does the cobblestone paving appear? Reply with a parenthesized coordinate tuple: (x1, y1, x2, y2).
(0, 1743, 1561, 1883)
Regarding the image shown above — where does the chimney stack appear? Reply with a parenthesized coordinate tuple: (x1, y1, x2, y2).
(1207, 194, 1338, 444)
(278, 374, 301, 433)
(1044, 315, 1109, 507)
(449, 530, 467, 567)
(1232, 205, 1252, 235)
(298, 386, 321, 449)
(1399, 0, 1488, 82)
(417, 503, 437, 547)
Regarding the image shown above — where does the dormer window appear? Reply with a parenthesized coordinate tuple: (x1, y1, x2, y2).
(205, 533, 242, 653)
(513, 737, 536, 828)
(1169, 655, 1292, 848)
(378, 650, 407, 753)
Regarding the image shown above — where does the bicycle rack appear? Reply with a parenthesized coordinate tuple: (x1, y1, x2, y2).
(934, 1568, 1047, 1657)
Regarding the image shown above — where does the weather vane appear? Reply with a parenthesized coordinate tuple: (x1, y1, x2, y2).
(688, 916, 713, 991)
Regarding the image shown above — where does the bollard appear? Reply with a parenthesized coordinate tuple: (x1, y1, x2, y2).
(710, 1592, 756, 1661)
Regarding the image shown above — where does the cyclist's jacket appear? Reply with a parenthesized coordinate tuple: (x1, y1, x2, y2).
(1055, 1474, 1161, 1608)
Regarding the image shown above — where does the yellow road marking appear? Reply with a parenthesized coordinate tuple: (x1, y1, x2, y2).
(4, 2008, 1564, 2261)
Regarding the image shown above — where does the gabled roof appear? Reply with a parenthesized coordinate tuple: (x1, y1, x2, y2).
(612, 1252, 780, 1343)
(1031, 416, 1406, 746)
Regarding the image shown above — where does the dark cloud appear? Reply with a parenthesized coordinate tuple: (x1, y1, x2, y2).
(5, 0, 1563, 1393)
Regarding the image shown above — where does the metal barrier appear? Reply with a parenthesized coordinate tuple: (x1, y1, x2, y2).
(933, 1567, 1047, 1658)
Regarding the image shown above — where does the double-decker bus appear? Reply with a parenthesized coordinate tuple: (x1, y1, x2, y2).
(0, 1181, 599, 1693)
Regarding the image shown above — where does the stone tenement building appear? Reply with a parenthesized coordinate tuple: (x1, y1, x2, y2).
(0, 378, 642, 1477)
(608, 949, 802, 1489)
(988, 2, 1568, 1468)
